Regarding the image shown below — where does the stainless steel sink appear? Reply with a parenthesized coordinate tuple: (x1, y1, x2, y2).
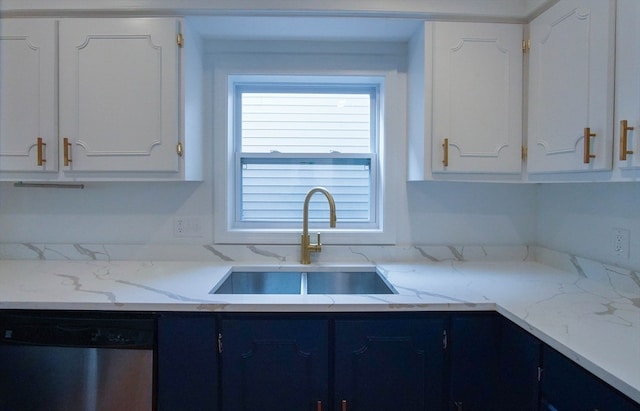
(211, 271, 302, 294)
(210, 268, 396, 295)
(306, 271, 395, 294)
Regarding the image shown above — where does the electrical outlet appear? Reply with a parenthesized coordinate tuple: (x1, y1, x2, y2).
(174, 216, 203, 238)
(612, 228, 630, 260)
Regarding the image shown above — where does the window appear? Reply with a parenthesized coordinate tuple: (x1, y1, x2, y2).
(211, 47, 403, 245)
(233, 78, 380, 229)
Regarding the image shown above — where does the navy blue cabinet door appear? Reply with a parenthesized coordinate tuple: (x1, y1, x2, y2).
(220, 317, 329, 411)
(541, 345, 639, 411)
(334, 316, 447, 411)
(157, 314, 218, 411)
(498, 318, 541, 410)
(449, 313, 501, 410)
(449, 313, 541, 411)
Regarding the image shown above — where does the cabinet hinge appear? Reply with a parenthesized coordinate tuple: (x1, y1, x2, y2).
(522, 146, 528, 161)
(442, 330, 448, 350)
(177, 142, 183, 157)
(218, 332, 223, 353)
(522, 39, 531, 53)
(177, 33, 184, 48)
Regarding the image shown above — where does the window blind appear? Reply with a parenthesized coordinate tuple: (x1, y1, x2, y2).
(235, 86, 377, 225)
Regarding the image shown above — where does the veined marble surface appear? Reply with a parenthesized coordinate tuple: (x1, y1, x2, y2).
(2, 241, 637, 293)
(0, 257, 638, 403)
(0, 242, 534, 263)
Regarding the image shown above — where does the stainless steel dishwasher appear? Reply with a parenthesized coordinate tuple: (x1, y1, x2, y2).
(0, 311, 155, 411)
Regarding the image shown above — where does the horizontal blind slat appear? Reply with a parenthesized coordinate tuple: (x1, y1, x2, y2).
(236, 85, 377, 224)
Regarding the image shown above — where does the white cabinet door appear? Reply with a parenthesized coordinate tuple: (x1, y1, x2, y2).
(430, 22, 523, 175)
(615, 0, 640, 170)
(0, 19, 56, 172)
(59, 18, 180, 173)
(527, 0, 615, 174)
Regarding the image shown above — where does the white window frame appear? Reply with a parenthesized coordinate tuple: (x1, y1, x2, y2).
(211, 46, 403, 245)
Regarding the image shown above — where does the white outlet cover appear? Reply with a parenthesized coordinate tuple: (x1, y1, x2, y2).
(612, 228, 630, 260)
(174, 216, 203, 238)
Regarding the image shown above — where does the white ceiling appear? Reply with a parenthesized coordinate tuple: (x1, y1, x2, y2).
(1, 0, 557, 22)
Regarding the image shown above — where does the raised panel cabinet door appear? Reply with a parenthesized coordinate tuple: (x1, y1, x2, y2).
(615, 0, 640, 171)
(58, 18, 180, 173)
(430, 22, 523, 174)
(497, 318, 541, 411)
(0, 19, 56, 172)
(334, 317, 446, 411)
(156, 314, 218, 411)
(449, 313, 501, 410)
(220, 318, 329, 411)
(527, 0, 615, 173)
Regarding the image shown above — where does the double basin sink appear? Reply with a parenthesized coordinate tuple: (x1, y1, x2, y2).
(210, 267, 396, 295)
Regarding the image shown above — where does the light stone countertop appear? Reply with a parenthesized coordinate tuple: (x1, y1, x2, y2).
(0, 259, 638, 403)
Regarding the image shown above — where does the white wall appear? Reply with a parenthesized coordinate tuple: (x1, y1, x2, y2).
(0, 180, 536, 246)
(0, 181, 213, 244)
(3, 177, 639, 271)
(0, 29, 539, 250)
(536, 182, 640, 270)
(403, 181, 536, 245)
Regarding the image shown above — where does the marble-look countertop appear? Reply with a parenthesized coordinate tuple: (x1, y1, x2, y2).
(0, 259, 638, 403)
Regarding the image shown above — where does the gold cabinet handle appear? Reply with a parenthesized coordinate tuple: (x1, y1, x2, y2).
(36, 137, 46, 166)
(583, 127, 596, 164)
(442, 138, 449, 167)
(63, 137, 72, 166)
(341, 399, 347, 411)
(620, 120, 635, 161)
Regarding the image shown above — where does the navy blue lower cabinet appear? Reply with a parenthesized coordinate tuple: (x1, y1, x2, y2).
(155, 312, 639, 411)
(449, 313, 541, 411)
(334, 315, 447, 411)
(540, 345, 640, 411)
(497, 318, 541, 410)
(449, 313, 501, 410)
(220, 316, 329, 411)
(157, 313, 219, 411)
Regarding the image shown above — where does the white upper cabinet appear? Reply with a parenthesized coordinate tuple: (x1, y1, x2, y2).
(59, 18, 181, 175)
(615, 0, 640, 172)
(527, 0, 615, 174)
(0, 19, 56, 173)
(0, 17, 202, 181)
(408, 21, 523, 181)
(431, 22, 523, 176)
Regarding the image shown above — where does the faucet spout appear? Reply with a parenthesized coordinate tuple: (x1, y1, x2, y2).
(301, 187, 336, 264)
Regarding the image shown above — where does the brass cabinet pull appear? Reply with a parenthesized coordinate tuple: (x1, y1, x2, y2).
(341, 400, 347, 411)
(620, 120, 635, 161)
(583, 127, 596, 164)
(442, 138, 449, 167)
(36, 137, 46, 166)
(177, 142, 183, 157)
(63, 137, 72, 166)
